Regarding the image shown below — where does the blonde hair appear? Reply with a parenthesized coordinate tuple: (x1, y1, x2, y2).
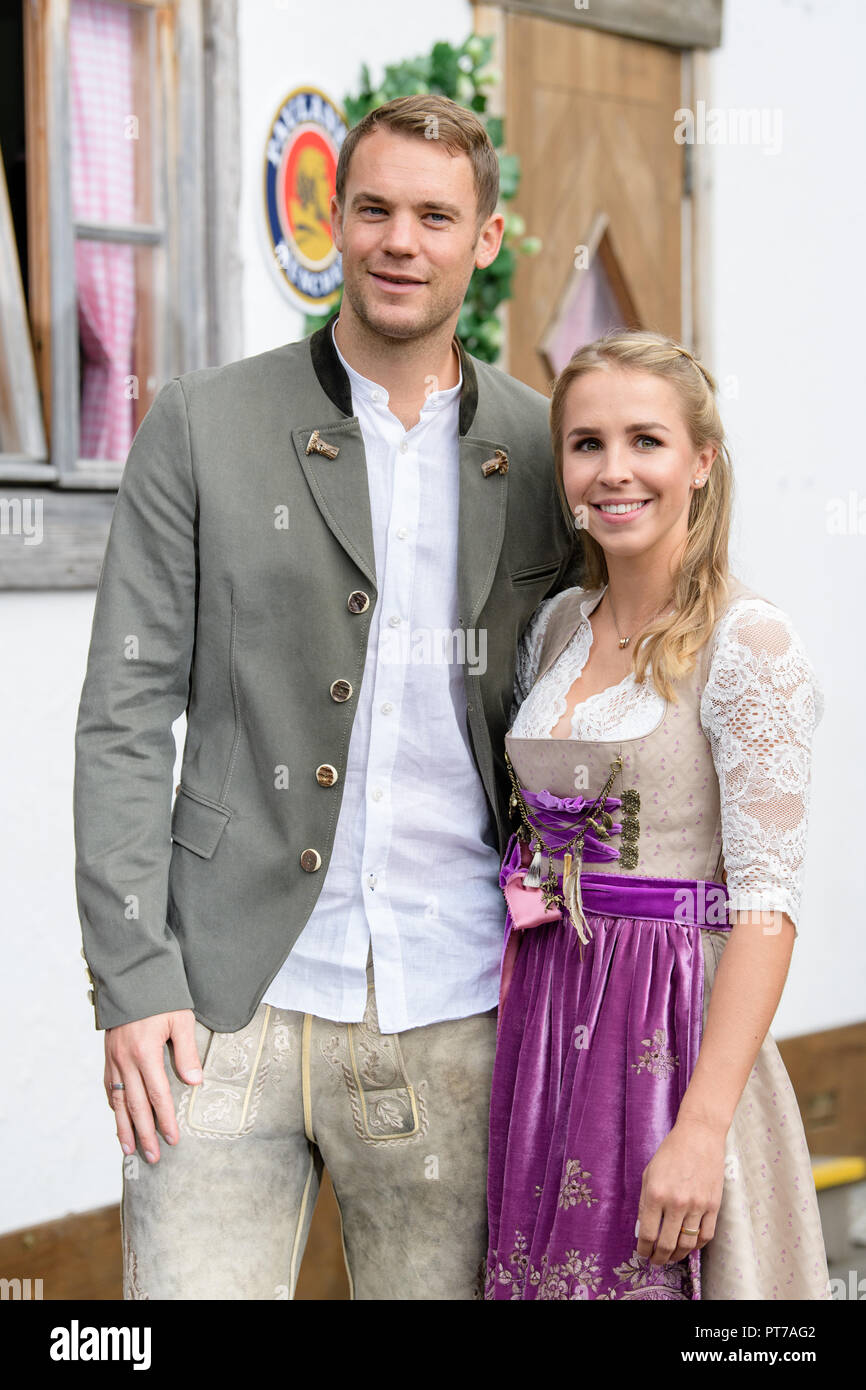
(549, 329, 733, 702)
(335, 95, 500, 228)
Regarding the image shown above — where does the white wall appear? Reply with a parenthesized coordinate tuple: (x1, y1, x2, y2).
(0, 594, 185, 1228)
(705, 0, 866, 1035)
(3, 0, 862, 1231)
(238, 0, 474, 357)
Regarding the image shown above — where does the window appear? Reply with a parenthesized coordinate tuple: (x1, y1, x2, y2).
(0, 0, 240, 588)
(539, 212, 642, 379)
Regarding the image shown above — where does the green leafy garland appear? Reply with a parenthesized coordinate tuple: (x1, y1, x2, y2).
(304, 34, 541, 363)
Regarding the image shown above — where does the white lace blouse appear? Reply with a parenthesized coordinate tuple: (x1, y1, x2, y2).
(509, 586, 824, 930)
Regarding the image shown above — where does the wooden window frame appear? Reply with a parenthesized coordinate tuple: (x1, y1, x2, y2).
(0, 0, 241, 589)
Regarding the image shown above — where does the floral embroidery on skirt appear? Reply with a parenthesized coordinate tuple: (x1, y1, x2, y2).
(486, 906, 704, 1301)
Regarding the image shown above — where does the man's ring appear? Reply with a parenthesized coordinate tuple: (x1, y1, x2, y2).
(110, 1082, 126, 1091)
(681, 1226, 700, 1236)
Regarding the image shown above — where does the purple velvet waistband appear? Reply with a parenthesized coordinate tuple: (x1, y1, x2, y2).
(566, 871, 730, 927)
(500, 830, 730, 929)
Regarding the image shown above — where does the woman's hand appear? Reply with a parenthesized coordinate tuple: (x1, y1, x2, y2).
(635, 1114, 726, 1265)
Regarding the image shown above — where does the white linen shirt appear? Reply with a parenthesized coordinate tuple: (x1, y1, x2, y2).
(261, 319, 504, 1032)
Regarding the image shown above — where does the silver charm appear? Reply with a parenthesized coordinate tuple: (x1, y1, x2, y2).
(523, 844, 545, 889)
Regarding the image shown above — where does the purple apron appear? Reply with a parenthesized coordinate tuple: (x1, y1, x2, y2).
(485, 788, 731, 1301)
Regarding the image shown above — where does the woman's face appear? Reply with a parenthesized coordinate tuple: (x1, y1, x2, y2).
(560, 364, 716, 568)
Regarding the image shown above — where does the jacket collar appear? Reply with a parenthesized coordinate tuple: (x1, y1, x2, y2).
(309, 310, 480, 436)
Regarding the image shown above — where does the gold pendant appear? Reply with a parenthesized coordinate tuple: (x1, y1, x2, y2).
(305, 429, 340, 459)
(542, 858, 565, 911)
(481, 449, 509, 477)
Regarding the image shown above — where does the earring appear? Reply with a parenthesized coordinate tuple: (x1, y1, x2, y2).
(693, 476, 705, 486)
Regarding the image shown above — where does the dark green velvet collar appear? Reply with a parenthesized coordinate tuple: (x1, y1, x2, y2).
(308, 309, 480, 436)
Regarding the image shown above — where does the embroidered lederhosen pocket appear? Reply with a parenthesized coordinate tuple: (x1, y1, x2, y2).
(179, 1005, 274, 1138)
(323, 984, 426, 1143)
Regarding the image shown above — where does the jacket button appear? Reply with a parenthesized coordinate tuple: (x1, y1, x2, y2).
(87, 988, 95, 1004)
(300, 848, 322, 872)
(347, 590, 370, 614)
(330, 679, 353, 702)
(315, 764, 339, 787)
(175, 783, 181, 794)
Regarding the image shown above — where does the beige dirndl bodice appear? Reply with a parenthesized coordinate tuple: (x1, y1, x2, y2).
(504, 578, 830, 1300)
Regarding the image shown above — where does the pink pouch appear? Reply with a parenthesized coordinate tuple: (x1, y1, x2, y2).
(499, 868, 562, 1025)
(502, 869, 562, 931)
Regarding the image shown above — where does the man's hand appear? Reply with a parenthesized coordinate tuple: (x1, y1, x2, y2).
(104, 1009, 203, 1163)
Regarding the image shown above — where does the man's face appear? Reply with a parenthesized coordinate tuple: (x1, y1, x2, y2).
(331, 127, 503, 343)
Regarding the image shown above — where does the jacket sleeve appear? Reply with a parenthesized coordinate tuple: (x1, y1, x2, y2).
(73, 377, 198, 1029)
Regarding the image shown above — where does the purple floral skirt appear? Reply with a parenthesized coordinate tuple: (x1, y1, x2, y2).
(485, 844, 730, 1301)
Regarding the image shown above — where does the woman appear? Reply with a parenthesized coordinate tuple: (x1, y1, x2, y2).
(485, 330, 830, 1300)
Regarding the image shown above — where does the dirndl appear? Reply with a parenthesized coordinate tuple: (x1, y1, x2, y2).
(485, 826, 731, 1301)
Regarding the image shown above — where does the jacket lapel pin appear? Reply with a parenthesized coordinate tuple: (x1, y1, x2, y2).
(481, 449, 509, 477)
(305, 429, 340, 460)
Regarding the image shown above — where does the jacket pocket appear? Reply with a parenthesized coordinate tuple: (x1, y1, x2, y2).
(510, 560, 561, 587)
(170, 786, 232, 859)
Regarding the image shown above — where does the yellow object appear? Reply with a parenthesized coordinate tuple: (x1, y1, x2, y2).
(811, 1156, 866, 1190)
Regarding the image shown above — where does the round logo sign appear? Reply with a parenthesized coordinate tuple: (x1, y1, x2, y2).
(264, 86, 347, 312)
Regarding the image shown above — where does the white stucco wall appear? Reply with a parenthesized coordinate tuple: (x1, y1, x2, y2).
(239, 0, 475, 356)
(2, 0, 862, 1232)
(702, 0, 866, 1037)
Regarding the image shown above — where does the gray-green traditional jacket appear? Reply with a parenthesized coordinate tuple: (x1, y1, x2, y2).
(73, 313, 580, 1030)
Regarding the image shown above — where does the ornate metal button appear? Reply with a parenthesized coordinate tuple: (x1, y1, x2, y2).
(300, 848, 322, 872)
(347, 590, 370, 614)
(330, 679, 353, 702)
(315, 764, 338, 787)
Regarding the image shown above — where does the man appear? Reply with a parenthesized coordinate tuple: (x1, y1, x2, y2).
(74, 94, 578, 1300)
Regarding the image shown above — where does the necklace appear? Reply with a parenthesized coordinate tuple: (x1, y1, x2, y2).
(605, 588, 674, 650)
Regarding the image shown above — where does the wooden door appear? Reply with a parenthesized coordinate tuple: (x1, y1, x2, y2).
(500, 12, 685, 391)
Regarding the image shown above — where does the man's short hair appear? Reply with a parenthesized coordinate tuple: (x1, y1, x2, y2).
(335, 94, 500, 226)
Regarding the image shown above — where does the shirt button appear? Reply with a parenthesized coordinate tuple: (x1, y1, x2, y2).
(347, 590, 370, 614)
(371, 788, 384, 802)
(300, 848, 322, 872)
(367, 873, 377, 888)
(315, 763, 339, 787)
(380, 702, 393, 714)
(399, 440, 408, 454)
(388, 615, 401, 628)
(371, 389, 382, 401)
(396, 527, 408, 539)
(330, 679, 353, 702)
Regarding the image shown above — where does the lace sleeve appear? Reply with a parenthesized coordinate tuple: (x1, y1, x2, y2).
(509, 589, 576, 727)
(700, 598, 824, 931)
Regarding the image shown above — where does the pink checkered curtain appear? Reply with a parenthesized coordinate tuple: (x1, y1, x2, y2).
(70, 0, 137, 462)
